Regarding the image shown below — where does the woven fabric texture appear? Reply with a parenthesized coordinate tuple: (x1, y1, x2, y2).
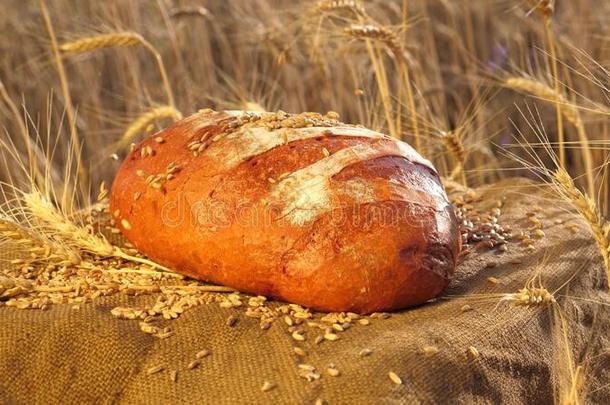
(1, 178, 609, 404)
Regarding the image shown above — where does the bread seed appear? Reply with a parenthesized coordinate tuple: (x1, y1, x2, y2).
(195, 349, 210, 359)
(298, 364, 315, 371)
(121, 219, 132, 230)
(261, 381, 276, 392)
(155, 136, 165, 143)
(388, 371, 402, 385)
(187, 360, 200, 370)
(467, 346, 480, 359)
(460, 304, 473, 312)
(487, 277, 498, 284)
(326, 367, 340, 377)
(359, 348, 373, 357)
(324, 333, 338, 341)
(332, 323, 344, 332)
(170, 370, 178, 382)
(292, 331, 305, 341)
(146, 365, 164, 375)
(422, 345, 439, 357)
(293, 347, 306, 356)
(358, 318, 370, 326)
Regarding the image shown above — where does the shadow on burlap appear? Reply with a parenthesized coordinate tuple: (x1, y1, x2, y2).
(1, 178, 609, 404)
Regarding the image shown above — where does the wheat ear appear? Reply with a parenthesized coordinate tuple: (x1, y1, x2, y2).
(506, 77, 595, 197)
(0, 217, 79, 265)
(312, 0, 367, 18)
(441, 131, 467, 186)
(552, 168, 610, 281)
(59, 32, 175, 108)
(119, 106, 182, 150)
(22, 191, 176, 274)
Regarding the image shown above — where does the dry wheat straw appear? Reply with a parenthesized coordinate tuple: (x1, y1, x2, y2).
(0, 80, 45, 188)
(345, 24, 420, 148)
(552, 302, 585, 405)
(119, 106, 182, 149)
(552, 168, 610, 280)
(528, 1, 565, 169)
(506, 77, 595, 196)
(345, 24, 397, 138)
(59, 32, 175, 108)
(39, 0, 87, 198)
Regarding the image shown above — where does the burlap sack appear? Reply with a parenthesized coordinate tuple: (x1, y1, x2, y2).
(1, 178, 609, 404)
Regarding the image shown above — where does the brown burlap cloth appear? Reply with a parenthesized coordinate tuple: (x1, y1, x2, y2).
(1, 178, 609, 404)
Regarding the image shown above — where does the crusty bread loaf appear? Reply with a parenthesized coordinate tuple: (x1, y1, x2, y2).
(110, 110, 460, 313)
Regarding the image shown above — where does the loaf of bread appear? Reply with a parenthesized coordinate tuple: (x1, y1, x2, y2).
(110, 110, 460, 313)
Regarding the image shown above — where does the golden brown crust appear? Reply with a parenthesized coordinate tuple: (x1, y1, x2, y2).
(110, 110, 460, 313)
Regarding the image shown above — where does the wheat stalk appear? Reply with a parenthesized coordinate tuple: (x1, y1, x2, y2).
(39, 0, 87, 201)
(525, 0, 565, 169)
(59, 31, 175, 108)
(0, 79, 47, 189)
(119, 106, 182, 149)
(22, 191, 176, 274)
(528, 0, 554, 19)
(506, 77, 595, 197)
(552, 168, 610, 279)
(345, 24, 420, 147)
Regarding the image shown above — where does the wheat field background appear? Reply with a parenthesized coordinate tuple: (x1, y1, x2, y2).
(0, 1, 609, 403)
(0, 0, 608, 210)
